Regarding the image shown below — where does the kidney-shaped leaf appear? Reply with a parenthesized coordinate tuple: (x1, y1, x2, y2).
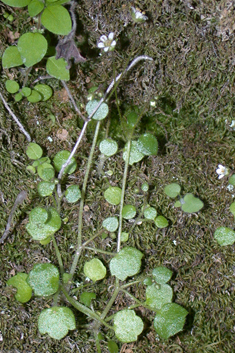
(65, 185, 81, 203)
(84, 258, 106, 282)
(7, 273, 32, 303)
(99, 138, 118, 157)
(41, 5, 72, 35)
(37, 181, 55, 197)
(86, 100, 109, 120)
(114, 309, 144, 343)
(153, 303, 188, 339)
(214, 227, 235, 246)
(164, 183, 181, 198)
(110, 247, 143, 281)
(181, 193, 204, 213)
(2, 46, 23, 68)
(145, 284, 173, 311)
(123, 141, 144, 165)
(104, 186, 122, 205)
(27, 263, 59, 296)
(122, 205, 136, 220)
(18, 32, 48, 67)
(38, 306, 76, 339)
(152, 266, 173, 284)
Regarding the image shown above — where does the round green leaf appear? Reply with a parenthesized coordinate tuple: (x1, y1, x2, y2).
(28, 0, 44, 17)
(46, 56, 70, 80)
(53, 150, 77, 174)
(144, 207, 157, 220)
(84, 258, 106, 282)
(21, 86, 31, 97)
(104, 186, 122, 205)
(113, 310, 144, 343)
(214, 227, 235, 246)
(33, 156, 51, 167)
(27, 89, 42, 103)
(38, 306, 76, 340)
(153, 303, 188, 339)
(154, 216, 169, 228)
(5, 80, 19, 94)
(41, 5, 72, 35)
(86, 100, 109, 120)
(123, 141, 144, 165)
(26, 142, 43, 160)
(102, 217, 119, 232)
(29, 206, 48, 224)
(145, 284, 173, 311)
(37, 181, 55, 197)
(107, 340, 119, 353)
(7, 273, 32, 303)
(228, 174, 235, 186)
(26, 207, 61, 240)
(181, 193, 204, 213)
(2, 46, 23, 68)
(65, 185, 81, 203)
(1, 0, 31, 7)
(152, 266, 173, 284)
(174, 200, 181, 208)
(27, 263, 59, 296)
(137, 133, 158, 156)
(37, 163, 55, 181)
(18, 32, 47, 67)
(14, 93, 23, 102)
(164, 183, 181, 198)
(110, 247, 143, 281)
(80, 292, 96, 307)
(230, 202, 235, 216)
(122, 205, 136, 220)
(99, 138, 118, 156)
(141, 182, 149, 192)
(120, 232, 129, 242)
(34, 84, 53, 101)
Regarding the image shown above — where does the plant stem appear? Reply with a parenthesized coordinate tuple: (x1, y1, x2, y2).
(100, 280, 120, 320)
(69, 121, 101, 279)
(119, 288, 143, 306)
(51, 234, 64, 275)
(120, 280, 141, 289)
(61, 286, 114, 330)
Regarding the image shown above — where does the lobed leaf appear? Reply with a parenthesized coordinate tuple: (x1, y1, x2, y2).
(113, 309, 144, 343)
(7, 273, 32, 303)
(110, 247, 143, 281)
(145, 283, 173, 311)
(27, 263, 59, 296)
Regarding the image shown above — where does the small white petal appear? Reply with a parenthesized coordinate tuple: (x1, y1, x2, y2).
(136, 12, 142, 19)
(100, 35, 107, 42)
(108, 32, 114, 40)
(104, 47, 109, 52)
(98, 42, 105, 48)
(110, 40, 116, 47)
(218, 175, 224, 179)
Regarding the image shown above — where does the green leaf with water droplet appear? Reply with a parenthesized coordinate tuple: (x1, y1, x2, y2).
(27, 263, 59, 296)
(99, 138, 118, 156)
(122, 205, 136, 219)
(104, 186, 122, 205)
(102, 217, 119, 232)
(37, 181, 55, 197)
(65, 185, 81, 203)
(123, 141, 144, 165)
(152, 266, 173, 284)
(144, 207, 157, 220)
(37, 163, 55, 181)
(145, 284, 173, 311)
(214, 227, 235, 246)
(113, 309, 144, 343)
(110, 247, 143, 281)
(34, 84, 53, 101)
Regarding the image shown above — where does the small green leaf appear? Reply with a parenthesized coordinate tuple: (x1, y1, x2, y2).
(65, 185, 81, 203)
(123, 141, 144, 165)
(2, 46, 23, 68)
(152, 266, 173, 284)
(62, 273, 72, 284)
(102, 217, 119, 232)
(37, 163, 55, 181)
(99, 138, 118, 156)
(181, 193, 204, 213)
(137, 133, 158, 156)
(143, 277, 152, 286)
(32, 156, 51, 167)
(164, 183, 181, 198)
(153, 303, 188, 339)
(110, 247, 143, 281)
(37, 181, 55, 197)
(145, 284, 173, 311)
(141, 182, 149, 192)
(41, 5, 72, 35)
(1, 0, 31, 7)
(40, 236, 51, 245)
(27, 90, 42, 103)
(214, 227, 235, 246)
(38, 306, 76, 340)
(228, 174, 235, 186)
(113, 310, 144, 343)
(21, 87, 31, 97)
(18, 32, 48, 67)
(174, 200, 181, 208)
(107, 340, 119, 353)
(104, 186, 122, 205)
(80, 292, 96, 306)
(27, 263, 59, 296)
(53, 150, 77, 174)
(26, 165, 36, 174)
(34, 84, 53, 101)
(5, 80, 19, 93)
(122, 205, 136, 219)
(46, 56, 70, 80)
(154, 216, 168, 228)
(120, 232, 129, 242)
(7, 273, 32, 303)
(29, 206, 48, 224)
(84, 258, 106, 282)
(144, 207, 157, 220)
(14, 92, 23, 102)
(28, 0, 44, 17)
(230, 202, 235, 216)
(86, 100, 109, 120)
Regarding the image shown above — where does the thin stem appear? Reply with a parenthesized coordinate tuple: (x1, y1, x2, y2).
(22, 67, 32, 87)
(0, 93, 31, 142)
(81, 229, 103, 247)
(94, 331, 102, 353)
(51, 234, 64, 275)
(120, 280, 141, 289)
(117, 139, 131, 252)
(100, 282, 120, 320)
(69, 121, 101, 279)
(61, 80, 86, 121)
(119, 288, 143, 306)
(61, 286, 114, 330)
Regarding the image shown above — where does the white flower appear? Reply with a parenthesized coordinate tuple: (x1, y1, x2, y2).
(97, 32, 116, 52)
(131, 7, 148, 23)
(216, 164, 229, 179)
(229, 120, 235, 129)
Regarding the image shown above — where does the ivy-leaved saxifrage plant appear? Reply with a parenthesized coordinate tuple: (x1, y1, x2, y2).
(6, 99, 188, 351)
(2, 0, 86, 102)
